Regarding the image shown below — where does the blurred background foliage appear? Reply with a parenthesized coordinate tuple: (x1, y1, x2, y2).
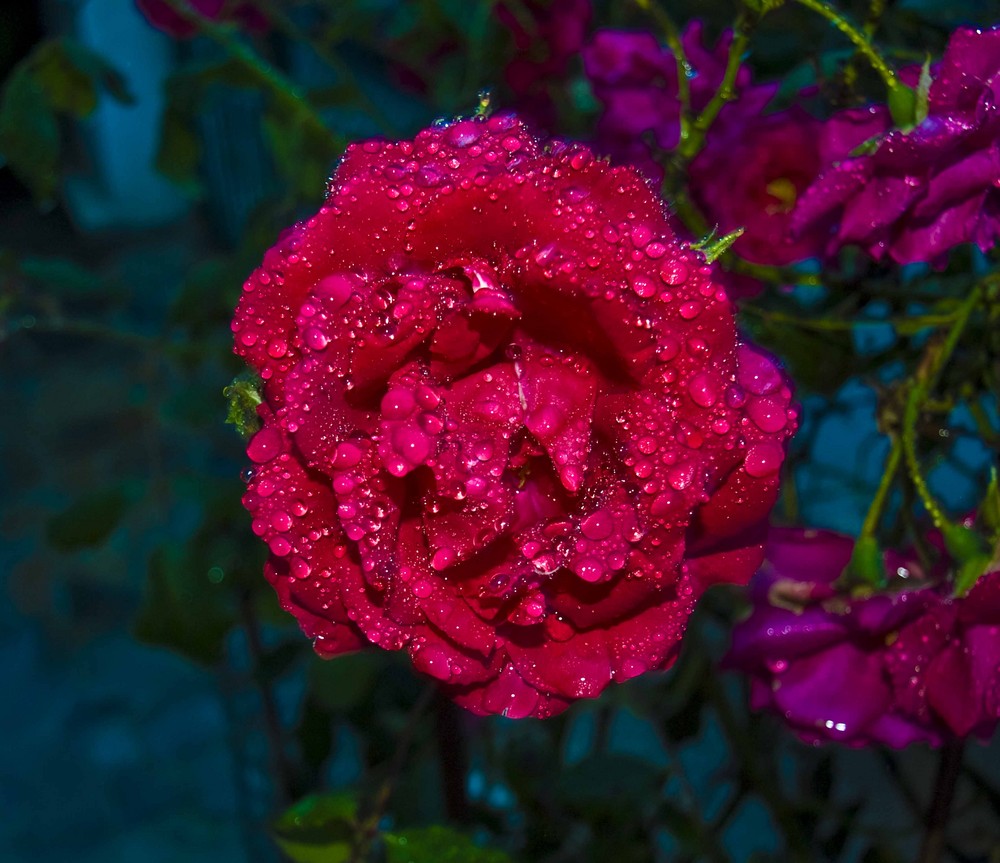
(1, 1, 998, 862)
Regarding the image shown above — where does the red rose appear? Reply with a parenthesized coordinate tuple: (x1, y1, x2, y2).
(232, 114, 797, 718)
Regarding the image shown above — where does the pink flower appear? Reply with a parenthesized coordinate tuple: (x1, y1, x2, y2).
(727, 528, 1000, 746)
(232, 115, 797, 718)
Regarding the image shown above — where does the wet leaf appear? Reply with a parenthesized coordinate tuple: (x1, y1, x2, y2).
(0, 65, 59, 204)
(383, 826, 511, 863)
(273, 792, 357, 863)
(46, 486, 128, 551)
(133, 547, 235, 665)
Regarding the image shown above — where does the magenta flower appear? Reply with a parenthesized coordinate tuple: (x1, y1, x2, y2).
(497, 0, 592, 130)
(794, 27, 1000, 264)
(727, 528, 1000, 747)
(583, 22, 776, 181)
(135, 0, 268, 38)
(688, 108, 828, 266)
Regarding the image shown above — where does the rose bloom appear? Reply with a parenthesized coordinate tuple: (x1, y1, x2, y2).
(727, 528, 1000, 747)
(688, 108, 829, 267)
(583, 22, 776, 182)
(232, 114, 797, 718)
(135, 0, 268, 38)
(793, 26, 1000, 264)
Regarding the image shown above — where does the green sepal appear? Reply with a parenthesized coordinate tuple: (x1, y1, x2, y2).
(224, 372, 263, 438)
(843, 535, 885, 587)
(979, 469, 1000, 542)
(945, 523, 993, 596)
(888, 83, 918, 129)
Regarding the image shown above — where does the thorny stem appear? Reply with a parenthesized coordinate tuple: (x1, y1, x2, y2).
(238, 590, 295, 806)
(349, 684, 436, 863)
(858, 437, 903, 542)
(435, 695, 470, 823)
(253, 0, 400, 135)
(917, 740, 965, 863)
(792, 0, 898, 93)
(677, 18, 751, 162)
(162, 0, 342, 153)
(901, 286, 983, 531)
(15, 316, 200, 361)
(704, 671, 812, 862)
(633, 0, 693, 141)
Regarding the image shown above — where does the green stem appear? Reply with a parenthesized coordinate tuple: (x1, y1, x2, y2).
(254, 0, 400, 135)
(678, 19, 750, 162)
(916, 740, 964, 863)
(163, 0, 342, 152)
(791, 0, 898, 92)
(17, 316, 199, 361)
(859, 437, 903, 541)
(633, 0, 693, 141)
(349, 684, 435, 863)
(704, 674, 812, 862)
(901, 287, 982, 530)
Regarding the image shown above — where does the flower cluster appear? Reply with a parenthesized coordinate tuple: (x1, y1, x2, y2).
(727, 529, 1000, 747)
(232, 115, 796, 718)
(583, 22, 775, 183)
(794, 27, 1000, 265)
(584, 22, 1000, 269)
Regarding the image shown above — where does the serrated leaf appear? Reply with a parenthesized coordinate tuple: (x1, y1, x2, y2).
(383, 826, 511, 863)
(46, 486, 128, 551)
(133, 547, 235, 665)
(273, 793, 357, 863)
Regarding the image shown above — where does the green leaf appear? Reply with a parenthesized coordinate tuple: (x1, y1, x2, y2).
(46, 486, 128, 551)
(308, 651, 383, 713)
(0, 64, 59, 204)
(224, 372, 263, 437)
(20, 256, 106, 298)
(34, 39, 132, 115)
(262, 105, 339, 199)
(155, 101, 202, 194)
(133, 547, 235, 665)
(383, 826, 511, 863)
(556, 754, 664, 816)
(273, 793, 357, 863)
